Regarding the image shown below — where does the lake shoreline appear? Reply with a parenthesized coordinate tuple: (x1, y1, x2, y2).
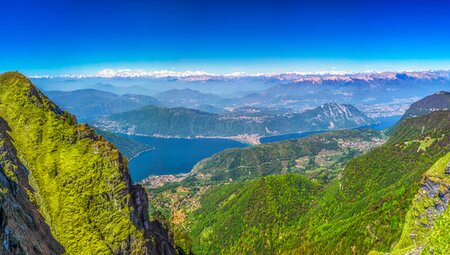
(128, 148, 155, 162)
(119, 117, 396, 147)
(119, 132, 262, 145)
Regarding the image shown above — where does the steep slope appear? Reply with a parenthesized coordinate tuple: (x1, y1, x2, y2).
(0, 117, 64, 254)
(402, 91, 450, 119)
(163, 110, 450, 254)
(0, 72, 176, 254)
(303, 110, 450, 254)
(190, 174, 318, 254)
(46, 89, 161, 121)
(300, 102, 374, 129)
(391, 153, 450, 254)
(94, 103, 375, 138)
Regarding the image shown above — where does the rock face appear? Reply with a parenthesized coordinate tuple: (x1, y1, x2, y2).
(445, 163, 450, 175)
(304, 102, 376, 129)
(0, 72, 178, 254)
(0, 117, 64, 254)
(421, 178, 450, 216)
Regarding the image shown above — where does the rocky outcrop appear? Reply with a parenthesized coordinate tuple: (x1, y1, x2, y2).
(419, 178, 450, 225)
(0, 117, 64, 254)
(129, 182, 178, 254)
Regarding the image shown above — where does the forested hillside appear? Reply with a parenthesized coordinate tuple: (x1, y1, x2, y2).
(145, 105, 450, 254)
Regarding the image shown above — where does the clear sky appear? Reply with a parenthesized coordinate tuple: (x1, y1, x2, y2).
(2, 0, 450, 75)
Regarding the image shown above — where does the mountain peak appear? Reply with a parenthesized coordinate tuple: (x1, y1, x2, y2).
(402, 91, 450, 119)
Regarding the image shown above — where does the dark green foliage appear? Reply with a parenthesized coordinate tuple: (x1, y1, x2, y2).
(190, 174, 318, 254)
(182, 110, 450, 254)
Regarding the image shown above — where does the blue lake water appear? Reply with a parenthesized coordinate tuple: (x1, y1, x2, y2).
(127, 115, 401, 181)
(360, 115, 402, 131)
(125, 135, 248, 182)
(260, 115, 402, 144)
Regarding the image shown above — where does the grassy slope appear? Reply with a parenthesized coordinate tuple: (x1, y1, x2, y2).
(391, 153, 450, 254)
(0, 72, 147, 254)
(304, 111, 450, 254)
(185, 111, 450, 254)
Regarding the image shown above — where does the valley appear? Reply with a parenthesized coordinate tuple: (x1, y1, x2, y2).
(4, 1, 450, 254)
(140, 94, 450, 254)
(0, 71, 449, 255)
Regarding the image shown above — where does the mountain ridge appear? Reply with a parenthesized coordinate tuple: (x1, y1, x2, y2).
(0, 72, 178, 254)
(402, 90, 450, 120)
(94, 102, 375, 138)
(46, 89, 161, 121)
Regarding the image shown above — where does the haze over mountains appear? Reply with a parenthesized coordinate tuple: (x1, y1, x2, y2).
(46, 89, 161, 121)
(93, 102, 375, 139)
(1, 70, 450, 255)
(34, 70, 450, 118)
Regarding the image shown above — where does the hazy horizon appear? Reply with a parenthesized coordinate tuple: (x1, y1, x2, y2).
(3, 0, 450, 76)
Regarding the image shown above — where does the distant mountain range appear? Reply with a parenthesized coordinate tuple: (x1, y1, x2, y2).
(34, 69, 450, 80)
(33, 70, 450, 118)
(93, 102, 376, 139)
(154, 88, 223, 108)
(46, 89, 161, 121)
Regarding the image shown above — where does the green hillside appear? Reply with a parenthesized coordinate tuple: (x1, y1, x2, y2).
(148, 110, 450, 255)
(391, 153, 450, 254)
(189, 129, 384, 182)
(190, 174, 319, 254)
(0, 72, 176, 254)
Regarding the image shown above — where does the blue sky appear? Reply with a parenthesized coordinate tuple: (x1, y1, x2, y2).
(2, 0, 450, 75)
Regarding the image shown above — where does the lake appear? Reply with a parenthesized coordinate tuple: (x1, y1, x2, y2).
(126, 135, 248, 182)
(260, 115, 402, 144)
(128, 115, 401, 181)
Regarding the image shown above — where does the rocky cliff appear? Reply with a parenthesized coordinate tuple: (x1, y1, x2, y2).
(0, 72, 178, 254)
(0, 117, 64, 254)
